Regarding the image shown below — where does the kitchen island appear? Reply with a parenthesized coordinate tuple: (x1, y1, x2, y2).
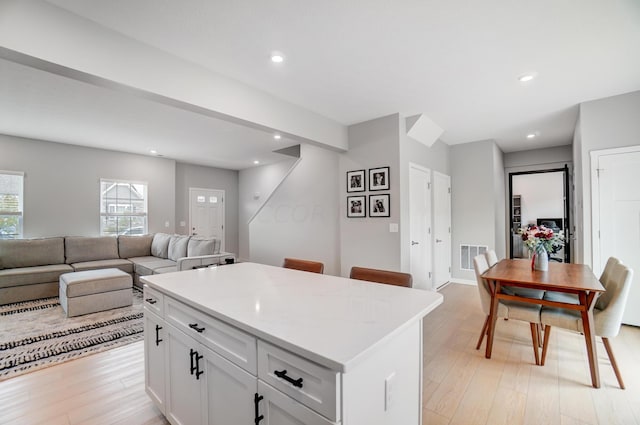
(142, 262, 443, 425)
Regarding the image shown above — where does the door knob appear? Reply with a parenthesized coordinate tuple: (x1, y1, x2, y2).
(436, 239, 443, 243)
(411, 241, 419, 246)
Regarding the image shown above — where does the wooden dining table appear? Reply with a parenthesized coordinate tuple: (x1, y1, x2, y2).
(481, 259, 605, 388)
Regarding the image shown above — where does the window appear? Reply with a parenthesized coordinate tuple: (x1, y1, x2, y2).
(100, 179, 148, 236)
(0, 171, 24, 239)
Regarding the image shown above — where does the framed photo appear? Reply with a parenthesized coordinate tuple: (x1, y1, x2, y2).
(369, 166, 389, 191)
(369, 194, 390, 217)
(347, 195, 366, 218)
(346, 169, 366, 192)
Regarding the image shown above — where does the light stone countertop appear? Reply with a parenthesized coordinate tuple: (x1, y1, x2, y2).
(141, 262, 443, 372)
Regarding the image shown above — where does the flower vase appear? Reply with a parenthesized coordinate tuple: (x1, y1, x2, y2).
(534, 247, 549, 271)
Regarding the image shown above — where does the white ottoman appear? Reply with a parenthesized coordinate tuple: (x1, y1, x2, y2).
(59, 268, 133, 317)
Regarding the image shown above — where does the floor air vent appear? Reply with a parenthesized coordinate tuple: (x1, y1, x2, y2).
(460, 244, 488, 270)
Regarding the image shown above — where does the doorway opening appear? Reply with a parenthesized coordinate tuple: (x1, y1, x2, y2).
(508, 165, 571, 262)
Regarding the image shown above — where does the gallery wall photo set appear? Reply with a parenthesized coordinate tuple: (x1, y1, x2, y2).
(346, 169, 366, 192)
(369, 166, 389, 191)
(346, 166, 390, 218)
(347, 195, 366, 218)
(369, 194, 390, 217)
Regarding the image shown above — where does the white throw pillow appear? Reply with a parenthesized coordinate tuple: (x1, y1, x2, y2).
(168, 235, 191, 261)
(187, 237, 220, 256)
(151, 233, 172, 259)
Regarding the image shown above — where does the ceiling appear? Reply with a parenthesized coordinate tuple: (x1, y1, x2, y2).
(3, 0, 640, 168)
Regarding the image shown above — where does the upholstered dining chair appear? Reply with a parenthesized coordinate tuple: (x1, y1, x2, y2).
(349, 266, 412, 288)
(543, 256, 621, 305)
(473, 254, 542, 364)
(485, 249, 545, 301)
(485, 249, 499, 267)
(282, 258, 325, 274)
(540, 261, 633, 388)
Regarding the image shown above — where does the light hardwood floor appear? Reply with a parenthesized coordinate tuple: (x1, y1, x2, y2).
(1, 283, 639, 425)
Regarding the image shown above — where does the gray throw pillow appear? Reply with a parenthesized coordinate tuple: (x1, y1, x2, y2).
(118, 234, 153, 258)
(168, 235, 190, 261)
(187, 237, 220, 256)
(151, 233, 172, 259)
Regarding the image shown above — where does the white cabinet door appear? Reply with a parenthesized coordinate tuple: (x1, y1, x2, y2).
(202, 345, 256, 425)
(166, 324, 205, 425)
(258, 381, 335, 425)
(144, 312, 166, 413)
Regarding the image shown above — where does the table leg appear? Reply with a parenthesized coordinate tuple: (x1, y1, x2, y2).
(485, 281, 501, 359)
(580, 292, 600, 388)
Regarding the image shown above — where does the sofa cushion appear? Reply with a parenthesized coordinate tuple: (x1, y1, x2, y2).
(134, 259, 177, 276)
(65, 236, 119, 264)
(0, 264, 74, 288)
(128, 256, 159, 265)
(168, 235, 190, 261)
(60, 269, 132, 298)
(0, 237, 65, 269)
(187, 237, 221, 257)
(71, 259, 134, 274)
(151, 233, 172, 259)
(118, 235, 153, 258)
(153, 265, 177, 274)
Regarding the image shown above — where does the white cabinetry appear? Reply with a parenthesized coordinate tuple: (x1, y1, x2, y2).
(145, 287, 339, 425)
(165, 323, 204, 425)
(143, 291, 165, 413)
(142, 263, 443, 425)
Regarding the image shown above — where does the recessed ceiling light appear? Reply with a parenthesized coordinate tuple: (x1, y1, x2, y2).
(518, 72, 537, 83)
(270, 52, 285, 63)
(526, 133, 537, 139)
(149, 149, 158, 155)
(273, 134, 281, 140)
(253, 160, 260, 165)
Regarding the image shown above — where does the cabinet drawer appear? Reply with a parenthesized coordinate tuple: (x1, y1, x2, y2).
(143, 286, 164, 317)
(165, 297, 257, 374)
(258, 341, 340, 421)
(258, 381, 338, 425)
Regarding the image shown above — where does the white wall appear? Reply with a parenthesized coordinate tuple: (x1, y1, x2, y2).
(0, 134, 176, 237)
(450, 140, 502, 281)
(238, 157, 298, 261)
(399, 118, 451, 272)
(249, 144, 340, 275)
(576, 90, 640, 266)
(492, 143, 506, 259)
(0, 0, 347, 151)
(512, 172, 564, 227)
(175, 162, 239, 254)
(572, 119, 583, 263)
(339, 114, 401, 277)
(504, 145, 572, 169)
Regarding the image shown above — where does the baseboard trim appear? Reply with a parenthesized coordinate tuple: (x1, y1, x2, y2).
(449, 278, 477, 286)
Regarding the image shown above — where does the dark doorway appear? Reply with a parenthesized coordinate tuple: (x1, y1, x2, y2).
(508, 165, 571, 262)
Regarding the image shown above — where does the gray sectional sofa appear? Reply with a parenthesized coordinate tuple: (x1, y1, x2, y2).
(0, 233, 234, 305)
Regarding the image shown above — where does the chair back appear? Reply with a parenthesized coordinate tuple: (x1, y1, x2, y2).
(349, 267, 412, 288)
(595, 262, 634, 338)
(595, 257, 621, 310)
(283, 258, 325, 274)
(485, 249, 499, 267)
(473, 254, 491, 315)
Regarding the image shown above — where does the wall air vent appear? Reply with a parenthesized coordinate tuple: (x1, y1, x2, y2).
(460, 244, 488, 271)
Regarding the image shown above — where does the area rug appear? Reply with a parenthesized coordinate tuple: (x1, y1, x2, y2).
(0, 288, 143, 382)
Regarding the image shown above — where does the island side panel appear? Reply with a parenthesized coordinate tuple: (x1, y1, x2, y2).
(341, 320, 422, 424)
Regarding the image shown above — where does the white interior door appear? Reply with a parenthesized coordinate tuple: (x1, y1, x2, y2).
(433, 172, 451, 289)
(409, 164, 432, 290)
(595, 149, 640, 326)
(189, 188, 225, 250)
